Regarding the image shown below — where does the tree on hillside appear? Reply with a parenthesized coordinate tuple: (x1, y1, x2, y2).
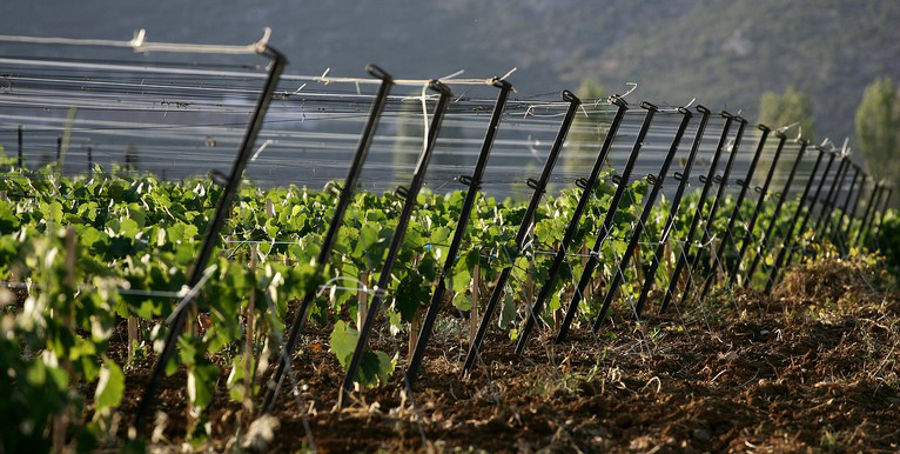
(563, 78, 608, 178)
(855, 77, 899, 208)
(757, 86, 816, 183)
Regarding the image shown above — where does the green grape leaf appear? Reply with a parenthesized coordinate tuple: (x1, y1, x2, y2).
(329, 320, 358, 369)
(94, 358, 125, 412)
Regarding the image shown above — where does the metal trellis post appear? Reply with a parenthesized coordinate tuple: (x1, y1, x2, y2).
(657, 112, 736, 314)
(17, 125, 22, 168)
(590, 108, 692, 329)
(555, 102, 659, 341)
(136, 46, 288, 433)
(872, 186, 893, 249)
(405, 79, 512, 386)
(261, 64, 394, 414)
(782, 147, 836, 268)
(854, 180, 880, 248)
(835, 164, 861, 254)
(767, 141, 823, 291)
(697, 124, 770, 301)
(461, 90, 581, 376)
(634, 105, 712, 317)
(338, 80, 452, 408)
(742, 139, 808, 284)
(674, 114, 746, 308)
(811, 155, 849, 246)
(727, 131, 788, 286)
(844, 171, 868, 242)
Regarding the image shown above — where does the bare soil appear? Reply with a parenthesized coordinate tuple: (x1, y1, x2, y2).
(112, 258, 900, 453)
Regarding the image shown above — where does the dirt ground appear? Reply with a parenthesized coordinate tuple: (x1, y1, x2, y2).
(112, 257, 900, 453)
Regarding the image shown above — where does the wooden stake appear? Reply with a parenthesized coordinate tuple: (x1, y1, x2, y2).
(127, 316, 140, 363)
(664, 240, 674, 277)
(54, 227, 77, 452)
(243, 245, 257, 415)
(469, 262, 480, 343)
(634, 244, 645, 288)
(525, 261, 534, 310)
(581, 241, 590, 303)
(409, 306, 423, 359)
(357, 271, 369, 330)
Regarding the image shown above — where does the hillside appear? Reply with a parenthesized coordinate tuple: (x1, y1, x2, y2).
(1, 0, 898, 143)
(584, 0, 900, 144)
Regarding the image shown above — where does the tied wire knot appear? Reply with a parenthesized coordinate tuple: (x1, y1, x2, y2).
(317, 276, 389, 298)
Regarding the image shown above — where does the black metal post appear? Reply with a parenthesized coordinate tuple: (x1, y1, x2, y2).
(634, 106, 712, 317)
(657, 112, 736, 314)
(854, 180, 880, 248)
(844, 171, 867, 242)
(87, 146, 93, 175)
(812, 155, 848, 242)
(858, 183, 884, 249)
(834, 164, 860, 253)
(588, 108, 692, 330)
(697, 124, 770, 301)
(405, 79, 512, 386)
(338, 80, 452, 408)
(554, 102, 659, 342)
(461, 91, 581, 376)
(766, 141, 822, 291)
(782, 147, 836, 268)
(817, 158, 853, 257)
(872, 186, 893, 249)
(56, 137, 62, 167)
(743, 140, 808, 284)
(16, 125, 22, 168)
(728, 132, 788, 286)
(136, 47, 288, 433)
(675, 114, 746, 307)
(261, 65, 394, 414)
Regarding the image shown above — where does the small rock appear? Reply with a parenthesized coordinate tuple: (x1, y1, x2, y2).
(242, 415, 280, 451)
(692, 428, 710, 441)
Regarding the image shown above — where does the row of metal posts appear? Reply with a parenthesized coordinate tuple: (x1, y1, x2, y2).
(9, 128, 93, 173)
(331, 88, 894, 402)
(26, 55, 884, 431)
(9, 34, 892, 444)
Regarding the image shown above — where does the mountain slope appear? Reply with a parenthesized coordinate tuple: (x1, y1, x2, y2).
(1, 0, 897, 143)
